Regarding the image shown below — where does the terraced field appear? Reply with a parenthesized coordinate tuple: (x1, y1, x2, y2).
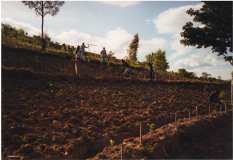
(92, 112, 232, 159)
(2, 69, 231, 159)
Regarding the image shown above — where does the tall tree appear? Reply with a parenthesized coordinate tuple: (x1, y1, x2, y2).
(201, 72, 211, 79)
(180, 2, 233, 65)
(22, 1, 64, 50)
(178, 68, 196, 78)
(128, 33, 139, 62)
(145, 49, 169, 72)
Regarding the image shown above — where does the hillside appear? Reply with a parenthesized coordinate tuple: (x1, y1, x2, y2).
(3, 45, 226, 82)
(2, 1, 232, 160)
(2, 45, 232, 159)
(91, 112, 232, 159)
(2, 67, 231, 159)
(2, 45, 148, 80)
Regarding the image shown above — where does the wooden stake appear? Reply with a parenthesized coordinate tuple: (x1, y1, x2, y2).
(231, 74, 233, 106)
(175, 112, 177, 122)
(139, 122, 142, 144)
(74, 63, 77, 75)
(120, 143, 123, 160)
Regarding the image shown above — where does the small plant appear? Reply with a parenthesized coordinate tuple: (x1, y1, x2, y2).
(212, 109, 217, 113)
(143, 142, 156, 155)
(109, 139, 115, 146)
(50, 89, 54, 93)
(48, 81, 54, 88)
(47, 81, 55, 93)
(219, 90, 225, 99)
(148, 123, 156, 132)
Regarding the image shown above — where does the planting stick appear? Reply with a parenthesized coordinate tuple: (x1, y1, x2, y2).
(74, 62, 78, 76)
(231, 74, 233, 106)
(120, 143, 123, 160)
(139, 122, 142, 144)
(175, 112, 177, 122)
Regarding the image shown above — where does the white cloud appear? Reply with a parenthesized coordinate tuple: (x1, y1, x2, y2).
(168, 34, 232, 79)
(99, 1, 141, 8)
(154, 3, 202, 34)
(153, 3, 232, 79)
(54, 27, 133, 58)
(172, 50, 223, 70)
(168, 33, 193, 61)
(138, 38, 166, 60)
(105, 27, 133, 57)
(2, 18, 40, 36)
(55, 28, 166, 60)
(169, 47, 232, 79)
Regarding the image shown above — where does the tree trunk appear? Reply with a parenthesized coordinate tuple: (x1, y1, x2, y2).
(41, 1, 45, 50)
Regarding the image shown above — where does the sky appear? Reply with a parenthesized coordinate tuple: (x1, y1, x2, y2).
(1, 1, 232, 80)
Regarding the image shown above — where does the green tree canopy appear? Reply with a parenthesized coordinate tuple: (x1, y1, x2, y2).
(128, 33, 139, 62)
(177, 68, 196, 78)
(145, 49, 169, 72)
(201, 72, 211, 79)
(180, 2, 233, 65)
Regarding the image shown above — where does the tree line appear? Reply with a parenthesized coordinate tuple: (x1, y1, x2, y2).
(126, 33, 222, 81)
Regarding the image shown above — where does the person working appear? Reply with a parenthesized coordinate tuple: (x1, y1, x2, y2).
(80, 42, 89, 61)
(100, 47, 107, 63)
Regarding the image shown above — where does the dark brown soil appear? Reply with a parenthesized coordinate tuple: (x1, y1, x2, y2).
(2, 69, 231, 159)
(92, 112, 232, 159)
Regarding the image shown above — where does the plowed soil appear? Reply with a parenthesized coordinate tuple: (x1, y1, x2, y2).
(91, 112, 232, 159)
(2, 69, 231, 159)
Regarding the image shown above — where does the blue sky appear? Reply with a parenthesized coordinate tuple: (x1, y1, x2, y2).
(2, 1, 232, 79)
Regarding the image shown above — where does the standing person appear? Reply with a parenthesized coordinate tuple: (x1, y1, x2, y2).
(75, 45, 80, 59)
(80, 42, 89, 61)
(148, 63, 154, 81)
(74, 45, 80, 77)
(208, 90, 224, 111)
(122, 59, 129, 68)
(122, 59, 134, 76)
(100, 47, 107, 63)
